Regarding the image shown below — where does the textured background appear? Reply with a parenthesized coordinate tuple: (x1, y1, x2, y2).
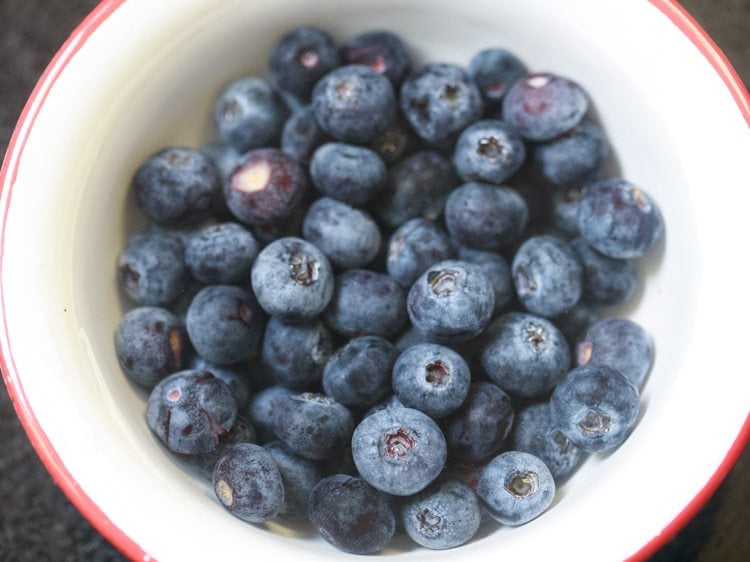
(0, 1, 748, 560)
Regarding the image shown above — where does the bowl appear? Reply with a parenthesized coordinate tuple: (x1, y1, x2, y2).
(1, 0, 749, 560)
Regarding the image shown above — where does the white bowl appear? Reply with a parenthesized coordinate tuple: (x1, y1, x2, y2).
(1, 0, 749, 560)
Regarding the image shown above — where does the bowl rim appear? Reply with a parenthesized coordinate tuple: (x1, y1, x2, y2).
(0, 1, 748, 560)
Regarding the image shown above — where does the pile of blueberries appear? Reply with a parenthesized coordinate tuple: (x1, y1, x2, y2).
(115, 26, 664, 554)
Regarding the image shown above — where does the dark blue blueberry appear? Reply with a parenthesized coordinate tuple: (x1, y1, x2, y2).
(132, 147, 220, 226)
(479, 312, 570, 398)
(250, 205, 306, 245)
(189, 414, 257, 480)
(453, 120, 526, 184)
(322, 336, 396, 408)
(186, 285, 265, 365)
(302, 197, 381, 269)
(263, 441, 324, 521)
(570, 237, 637, 307)
(118, 231, 186, 306)
(325, 269, 407, 338)
(251, 237, 334, 322)
(212, 443, 284, 523)
(456, 246, 514, 314)
(184, 222, 259, 284)
(468, 48, 527, 104)
(400, 63, 483, 146)
(394, 325, 430, 354)
(342, 31, 411, 87)
(225, 148, 307, 226)
(476, 451, 555, 525)
(261, 317, 334, 390)
(312, 65, 396, 144)
(352, 407, 447, 496)
(115, 307, 185, 388)
(320, 442, 358, 477)
(392, 344, 470, 419)
(534, 120, 608, 186)
(578, 178, 664, 259)
(445, 183, 528, 250)
(401, 479, 481, 550)
(445, 381, 514, 462)
(187, 355, 252, 410)
(554, 303, 602, 349)
(407, 260, 495, 344)
(387, 219, 454, 288)
(512, 234, 583, 317)
(268, 26, 341, 98)
(244, 385, 295, 443)
(576, 318, 654, 388)
(364, 394, 406, 418)
(501, 72, 589, 141)
(308, 475, 396, 554)
(310, 142, 387, 206)
(550, 364, 640, 453)
(512, 402, 586, 482)
(146, 370, 237, 455)
(368, 116, 417, 165)
(280, 105, 330, 164)
(272, 392, 354, 460)
(376, 151, 457, 228)
(212, 77, 287, 152)
(550, 185, 583, 237)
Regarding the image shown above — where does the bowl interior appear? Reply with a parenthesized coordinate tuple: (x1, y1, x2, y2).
(2, 0, 749, 560)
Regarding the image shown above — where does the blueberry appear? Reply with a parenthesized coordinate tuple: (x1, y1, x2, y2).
(201, 142, 241, 218)
(325, 269, 407, 338)
(570, 237, 637, 307)
(501, 72, 589, 141)
(184, 222, 259, 284)
(468, 48, 527, 104)
(456, 246, 513, 314)
(118, 231, 186, 306)
(146, 370, 237, 455)
(576, 318, 654, 388)
(387, 219, 455, 288)
(376, 150, 457, 228)
(302, 197, 381, 269)
(213, 77, 287, 152)
(308, 475, 396, 554)
(512, 234, 583, 317)
(550, 185, 583, 237)
(225, 148, 307, 226)
(394, 325, 431, 353)
(577, 178, 664, 259)
(115, 307, 185, 387)
(352, 407, 447, 496)
(312, 65, 396, 144)
(186, 285, 265, 365)
(400, 63, 483, 146)
(244, 385, 295, 443)
(392, 344, 470, 419)
(280, 105, 330, 164)
(272, 392, 354, 460)
(476, 451, 555, 525)
(320, 442, 359, 477)
(512, 402, 585, 482)
(364, 394, 406, 418)
(268, 26, 341, 98)
(407, 260, 495, 344)
(187, 355, 252, 410)
(309, 142, 387, 206)
(445, 183, 528, 250)
(189, 414, 257, 480)
(322, 336, 396, 408)
(132, 147, 220, 226)
(368, 116, 417, 165)
(212, 443, 284, 523)
(264, 441, 324, 521)
(342, 31, 411, 87)
(261, 317, 333, 391)
(534, 120, 608, 186)
(445, 381, 514, 462)
(401, 479, 481, 550)
(250, 205, 306, 245)
(479, 312, 570, 398)
(453, 120, 526, 185)
(550, 364, 640, 453)
(251, 237, 334, 322)
(554, 303, 602, 348)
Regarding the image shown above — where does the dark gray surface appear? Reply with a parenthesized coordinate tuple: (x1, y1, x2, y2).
(0, 1, 748, 560)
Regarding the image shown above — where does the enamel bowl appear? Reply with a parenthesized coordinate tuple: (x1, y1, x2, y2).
(1, 0, 748, 560)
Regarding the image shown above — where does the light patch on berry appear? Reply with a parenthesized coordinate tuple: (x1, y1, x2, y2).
(216, 479, 234, 506)
(630, 187, 652, 212)
(299, 49, 319, 68)
(527, 74, 551, 89)
(233, 161, 271, 193)
(167, 388, 182, 402)
(505, 470, 538, 498)
(577, 340, 593, 365)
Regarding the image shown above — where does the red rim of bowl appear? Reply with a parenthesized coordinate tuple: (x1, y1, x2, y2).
(0, 1, 748, 561)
